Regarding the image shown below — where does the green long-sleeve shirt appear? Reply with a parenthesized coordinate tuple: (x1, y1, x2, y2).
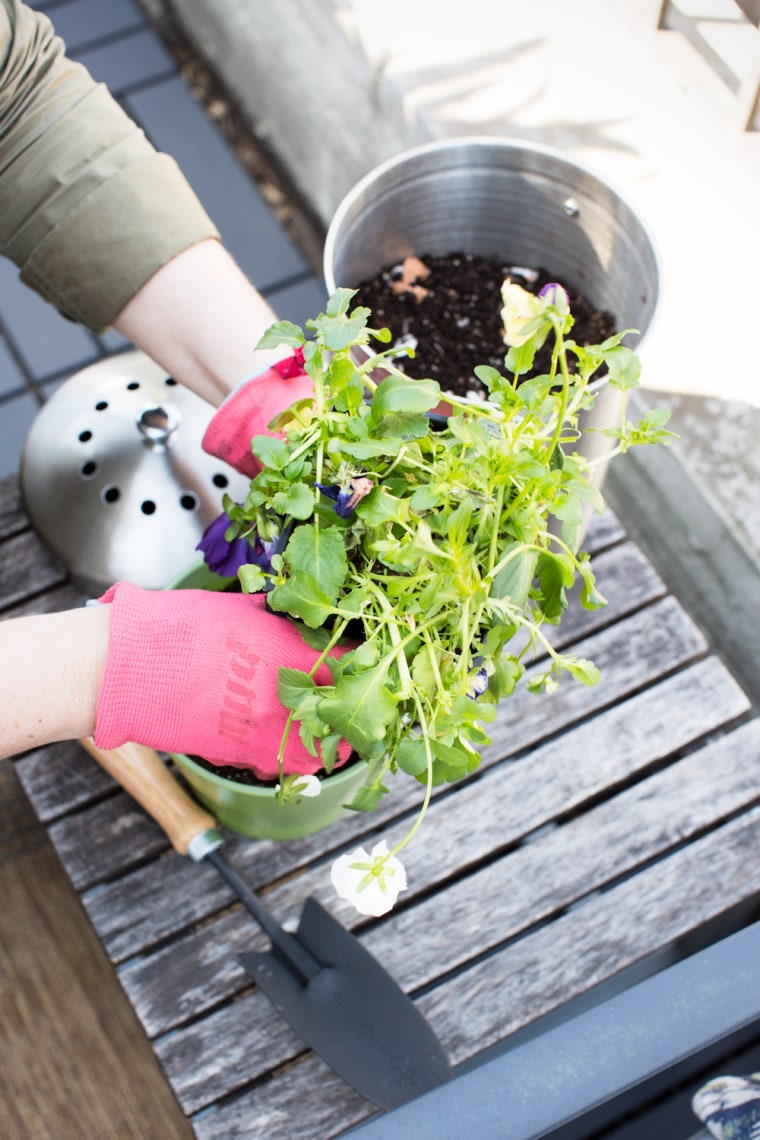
(0, 0, 219, 331)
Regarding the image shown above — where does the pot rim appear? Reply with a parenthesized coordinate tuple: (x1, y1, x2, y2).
(172, 748, 363, 798)
(324, 134, 661, 295)
(323, 133, 663, 395)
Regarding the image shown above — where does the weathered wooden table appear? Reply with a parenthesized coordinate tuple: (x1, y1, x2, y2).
(3, 469, 760, 1139)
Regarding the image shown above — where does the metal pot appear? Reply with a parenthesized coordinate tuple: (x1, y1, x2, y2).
(323, 136, 660, 541)
(323, 135, 659, 342)
(20, 352, 250, 596)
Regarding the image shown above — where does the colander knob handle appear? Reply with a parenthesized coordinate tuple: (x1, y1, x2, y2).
(137, 403, 181, 450)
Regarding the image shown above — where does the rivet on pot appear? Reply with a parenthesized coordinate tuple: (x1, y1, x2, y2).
(563, 197, 580, 217)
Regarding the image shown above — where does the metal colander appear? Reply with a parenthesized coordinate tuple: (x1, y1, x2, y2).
(20, 351, 250, 596)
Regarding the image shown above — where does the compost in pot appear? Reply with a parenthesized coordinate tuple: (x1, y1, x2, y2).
(352, 252, 616, 399)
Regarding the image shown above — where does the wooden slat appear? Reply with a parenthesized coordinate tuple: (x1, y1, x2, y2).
(15, 741, 116, 822)
(4, 582, 86, 619)
(192, 1053, 371, 1140)
(191, 1054, 370, 1140)
(0, 530, 66, 612)
(0, 475, 28, 541)
(583, 507, 624, 554)
(418, 800, 760, 1064)
(48, 792, 170, 889)
(118, 656, 748, 1039)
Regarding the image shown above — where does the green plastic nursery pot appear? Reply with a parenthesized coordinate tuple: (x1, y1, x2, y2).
(172, 749, 367, 841)
(167, 560, 367, 840)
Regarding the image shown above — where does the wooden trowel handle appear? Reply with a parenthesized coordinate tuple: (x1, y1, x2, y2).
(79, 738, 219, 856)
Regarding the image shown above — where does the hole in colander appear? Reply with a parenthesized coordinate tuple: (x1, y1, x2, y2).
(165, 377, 178, 386)
(127, 381, 140, 391)
(78, 429, 92, 442)
(95, 400, 108, 411)
(141, 500, 157, 515)
(80, 460, 97, 478)
(180, 493, 198, 511)
(212, 473, 229, 488)
(102, 486, 120, 504)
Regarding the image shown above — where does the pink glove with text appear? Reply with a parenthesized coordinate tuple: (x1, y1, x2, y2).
(94, 582, 350, 779)
(202, 349, 311, 477)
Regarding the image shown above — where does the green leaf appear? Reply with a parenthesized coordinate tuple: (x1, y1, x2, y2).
(256, 320, 305, 350)
(277, 667, 315, 711)
(370, 411, 431, 440)
(564, 656, 601, 686)
(410, 484, 443, 512)
(505, 340, 537, 377)
(395, 736, 429, 777)
(272, 483, 315, 519)
(314, 310, 371, 351)
(604, 345, 641, 391)
(492, 546, 537, 606)
(284, 524, 348, 601)
(251, 435, 290, 471)
(446, 498, 473, 549)
(347, 783, 389, 812)
(371, 374, 441, 416)
(536, 551, 575, 620)
(318, 664, 398, 752)
(268, 573, 334, 628)
(355, 487, 407, 526)
(489, 654, 524, 699)
(324, 288, 357, 318)
(338, 437, 403, 460)
(237, 564, 267, 594)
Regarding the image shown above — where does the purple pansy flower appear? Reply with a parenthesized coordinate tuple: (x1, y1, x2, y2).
(537, 282, 569, 309)
(317, 475, 374, 518)
(467, 667, 489, 700)
(197, 510, 275, 577)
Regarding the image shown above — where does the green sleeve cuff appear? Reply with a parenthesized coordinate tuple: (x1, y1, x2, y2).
(20, 151, 220, 331)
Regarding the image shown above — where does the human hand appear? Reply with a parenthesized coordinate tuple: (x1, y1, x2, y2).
(94, 582, 350, 778)
(201, 350, 312, 477)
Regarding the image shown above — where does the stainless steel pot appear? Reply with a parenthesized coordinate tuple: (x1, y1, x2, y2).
(20, 352, 250, 596)
(323, 136, 660, 542)
(323, 136, 659, 342)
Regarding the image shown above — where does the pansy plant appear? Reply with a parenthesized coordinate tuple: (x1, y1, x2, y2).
(201, 286, 674, 914)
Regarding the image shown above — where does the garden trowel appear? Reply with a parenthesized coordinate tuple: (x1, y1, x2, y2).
(79, 738, 453, 1110)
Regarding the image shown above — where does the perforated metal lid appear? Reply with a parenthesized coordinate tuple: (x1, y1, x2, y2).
(20, 352, 250, 596)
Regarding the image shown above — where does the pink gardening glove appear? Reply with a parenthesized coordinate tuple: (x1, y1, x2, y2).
(202, 349, 312, 477)
(94, 582, 351, 779)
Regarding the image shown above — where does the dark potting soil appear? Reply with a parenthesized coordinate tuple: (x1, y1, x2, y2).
(352, 252, 616, 399)
(185, 753, 347, 788)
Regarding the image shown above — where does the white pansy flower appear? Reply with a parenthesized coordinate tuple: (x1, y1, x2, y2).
(330, 841, 408, 916)
(500, 280, 543, 347)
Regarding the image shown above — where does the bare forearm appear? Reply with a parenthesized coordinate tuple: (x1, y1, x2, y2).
(113, 240, 288, 407)
(0, 606, 110, 760)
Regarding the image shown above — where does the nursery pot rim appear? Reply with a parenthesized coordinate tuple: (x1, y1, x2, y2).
(171, 746, 363, 798)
